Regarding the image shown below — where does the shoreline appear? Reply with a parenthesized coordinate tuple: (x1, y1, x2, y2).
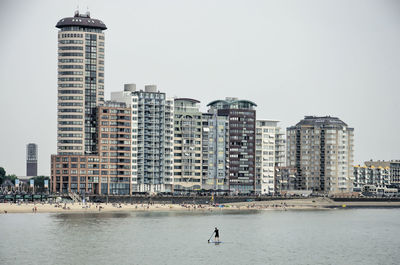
(2, 198, 400, 214)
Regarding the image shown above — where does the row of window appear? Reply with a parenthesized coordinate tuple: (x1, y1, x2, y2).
(59, 84, 83, 88)
(58, 96, 83, 101)
(59, 71, 83, 75)
(59, 46, 83, 50)
(59, 89, 83, 94)
(58, 115, 83, 119)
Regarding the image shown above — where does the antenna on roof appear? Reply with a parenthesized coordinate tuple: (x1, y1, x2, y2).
(74, 6, 79, 17)
(86, 6, 90, 18)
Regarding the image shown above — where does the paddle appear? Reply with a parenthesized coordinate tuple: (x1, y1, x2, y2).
(207, 231, 215, 243)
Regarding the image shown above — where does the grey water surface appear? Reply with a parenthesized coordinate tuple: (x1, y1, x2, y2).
(1, 209, 399, 265)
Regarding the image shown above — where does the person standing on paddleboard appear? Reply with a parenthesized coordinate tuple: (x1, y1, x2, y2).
(214, 227, 220, 242)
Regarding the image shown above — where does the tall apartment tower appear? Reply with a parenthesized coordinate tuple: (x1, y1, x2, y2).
(56, 11, 107, 155)
(202, 110, 229, 193)
(255, 120, 284, 195)
(287, 116, 354, 194)
(207, 98, 257, 194)
(173, 98, 203, 192)
(26, 143, 38, 177)
(111, 84, 174, 193)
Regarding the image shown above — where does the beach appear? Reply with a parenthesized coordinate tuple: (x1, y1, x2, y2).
(2, 197, 400, 214)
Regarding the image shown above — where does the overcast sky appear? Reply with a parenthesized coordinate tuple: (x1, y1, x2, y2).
(0, 0, 399, 176)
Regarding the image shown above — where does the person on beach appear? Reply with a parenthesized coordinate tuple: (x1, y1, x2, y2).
(214, 227, 220, 242)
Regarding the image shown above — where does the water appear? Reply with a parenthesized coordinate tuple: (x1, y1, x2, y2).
(1, 209, 400, 265)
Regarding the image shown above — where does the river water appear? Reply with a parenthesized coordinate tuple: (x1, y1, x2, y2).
(1, 209, 399, 265)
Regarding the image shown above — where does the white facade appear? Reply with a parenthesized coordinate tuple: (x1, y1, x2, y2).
(111, 84, 174, 193)
(256, 120, 283, 195)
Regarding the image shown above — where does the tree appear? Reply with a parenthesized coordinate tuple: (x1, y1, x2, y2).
(32, 176, 50, 192)
(0, 167, 6, 185)
(6, 174, 17, 185)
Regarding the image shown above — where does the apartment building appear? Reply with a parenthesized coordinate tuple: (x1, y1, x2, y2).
(207, 98, 256, 194)
(353, 164, 390, 189)
(201, 110, 229, 193)
(287, 116, 354, 195)
(173, 98, 203, 192)
(97, 102, 132, 195)
(255, 120, 286, 194)
(56, 11, 107, 155)
(111, 84, 174, 193)
(255, 120, 277, 194)
(364, 160, 400, 186)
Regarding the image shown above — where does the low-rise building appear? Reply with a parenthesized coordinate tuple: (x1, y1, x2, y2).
(275, 167, 297, 194)
(353, 164, 390, 190)
(364, 160, 400, 186)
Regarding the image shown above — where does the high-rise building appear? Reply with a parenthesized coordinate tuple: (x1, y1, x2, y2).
(97, 102, 132, 195)
(207, 98, 257, 194)
(26, 143, 38, 177)
(256, 120, 285, 195)
(111, 84, 174, 193)
(56, 11, 107, 155)
(287, 116, 354, 194)
(172, 98, 203, 192)
(201, 110, 229, 193)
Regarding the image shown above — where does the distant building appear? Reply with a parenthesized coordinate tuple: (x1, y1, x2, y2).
(26, 143, 38, 177)
(275, 167, 297, 194)
(364, 160, 400, 186)
(287, 116, 354, 194)
(207, 98, 257, 194)
(353, 164, 390, 189)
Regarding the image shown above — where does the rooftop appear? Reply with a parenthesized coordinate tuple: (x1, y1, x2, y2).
(56, 11, 107, 30)
(174, 98, 200, 103)
(207, 98, 257, 109)
(293, 116, 350, 128)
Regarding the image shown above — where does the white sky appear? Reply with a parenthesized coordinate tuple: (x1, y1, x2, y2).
(0, 0, 399, 176)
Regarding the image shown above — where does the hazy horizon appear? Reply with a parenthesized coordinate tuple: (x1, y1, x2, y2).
(0, 0, 399, 176)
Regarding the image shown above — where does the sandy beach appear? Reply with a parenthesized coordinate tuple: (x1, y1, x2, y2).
(1, 197, 400, 214)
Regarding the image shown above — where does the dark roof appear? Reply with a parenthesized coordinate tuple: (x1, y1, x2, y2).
(291, 116, 350, 128)
(56, 12, 107, 30)
(207, 99, 257, 107)
(174, 98, 200, 103)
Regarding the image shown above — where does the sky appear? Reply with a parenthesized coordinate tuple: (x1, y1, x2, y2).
(0, 0, 399, 176)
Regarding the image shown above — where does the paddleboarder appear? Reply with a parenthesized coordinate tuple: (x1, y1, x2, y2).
(214, 227, 220, 242)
